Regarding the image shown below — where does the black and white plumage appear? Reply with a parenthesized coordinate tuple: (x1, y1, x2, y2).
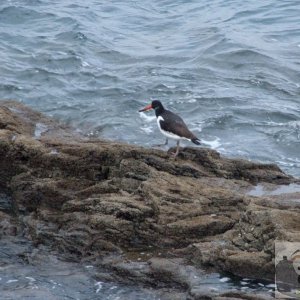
(139, 100, 201, 157)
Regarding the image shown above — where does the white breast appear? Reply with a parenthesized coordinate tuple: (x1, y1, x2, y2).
(156, 116, 190, 141)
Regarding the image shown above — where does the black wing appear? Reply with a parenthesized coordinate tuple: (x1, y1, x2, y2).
(160, 110, 195, 139)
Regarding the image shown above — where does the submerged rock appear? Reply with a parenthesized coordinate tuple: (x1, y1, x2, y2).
(0, 100, 299, 299)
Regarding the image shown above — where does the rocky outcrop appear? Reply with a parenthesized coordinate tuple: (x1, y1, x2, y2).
(0, 100, 299, 299)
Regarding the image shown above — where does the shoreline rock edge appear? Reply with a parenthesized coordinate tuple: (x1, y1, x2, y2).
(0, 100, 299, 299)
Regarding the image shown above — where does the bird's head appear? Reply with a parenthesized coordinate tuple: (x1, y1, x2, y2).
(139, 100, 164, 112)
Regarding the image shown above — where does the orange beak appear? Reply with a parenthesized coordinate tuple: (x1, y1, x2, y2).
(139, 104, 152, 112)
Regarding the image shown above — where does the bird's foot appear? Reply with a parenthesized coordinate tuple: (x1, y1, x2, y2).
(170, 151, 179, 158)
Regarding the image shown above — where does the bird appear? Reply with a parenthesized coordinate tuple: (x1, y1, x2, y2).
(139, 100, 201, 157)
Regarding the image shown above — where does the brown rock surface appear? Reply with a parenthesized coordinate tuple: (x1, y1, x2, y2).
(0, 100, 299, 299)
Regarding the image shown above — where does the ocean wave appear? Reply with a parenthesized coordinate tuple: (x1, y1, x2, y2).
(0, 6, 55, 24)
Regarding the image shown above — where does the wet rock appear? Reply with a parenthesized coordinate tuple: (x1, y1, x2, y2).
(0, 100, 299, 298)
(216, 291, 274, 300)
(0, 212, 18, 236)
(0, 192, 13, 213)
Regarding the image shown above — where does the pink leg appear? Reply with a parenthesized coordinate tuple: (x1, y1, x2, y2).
(171, 141, 180, 157)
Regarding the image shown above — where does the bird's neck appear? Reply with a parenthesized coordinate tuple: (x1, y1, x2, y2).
(154, 106, 165, 117)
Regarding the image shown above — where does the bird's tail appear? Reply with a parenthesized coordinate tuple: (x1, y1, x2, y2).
(191, 137, 201, 145)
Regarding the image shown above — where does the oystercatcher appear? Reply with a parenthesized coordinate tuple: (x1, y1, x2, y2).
(139, 100, 201, 157)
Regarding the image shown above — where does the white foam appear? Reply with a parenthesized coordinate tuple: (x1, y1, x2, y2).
(190, 123, 204, 133)
(140, 126, 153, 134)
(164, 84, 176, 89)
(82, 61, 90, 67)
(25, 277, 36, 282)
(50, 279, 61, 286)
(139, 112, 156, 122)
(6, 279, 18, 283)
(110, 286, 118, 290)
(201, 137, 221, 149)
(288, 120, 300, 129)
(248, 183, 300, 197)
(95, 281, 103, 293)
(50, 149, 59, 155)
(259, 120, 300, 129)
(85, 265, 94, 269)
(34, 123, 48, 138)
(276, 159, 300, 174)
(26, 276, 38, 288)
(219, 277, 230, 282)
